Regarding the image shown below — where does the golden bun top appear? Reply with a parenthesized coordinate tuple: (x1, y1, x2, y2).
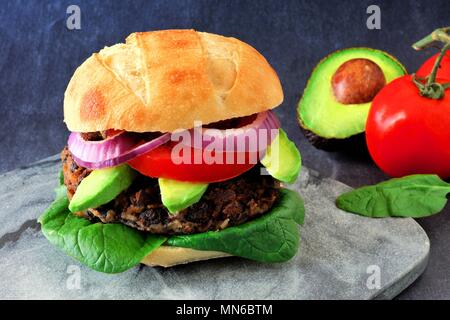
(63, 29, 283, 133)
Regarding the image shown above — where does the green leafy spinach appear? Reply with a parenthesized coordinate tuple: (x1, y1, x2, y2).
(40, 184, 305, 272)
(39, 186, 167, 273)
(336, 174, 450, 218)
(168, 189, 305, 262)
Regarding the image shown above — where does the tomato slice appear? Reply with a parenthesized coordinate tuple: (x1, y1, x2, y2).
(128, 143, 258, 183)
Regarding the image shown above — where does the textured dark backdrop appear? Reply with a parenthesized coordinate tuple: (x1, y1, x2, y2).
(0, 0, 449, 299)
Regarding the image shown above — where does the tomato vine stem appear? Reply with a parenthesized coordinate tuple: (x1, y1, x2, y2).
(412, 27, 450, 100)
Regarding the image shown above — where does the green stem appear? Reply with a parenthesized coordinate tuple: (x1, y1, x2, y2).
(427, 43, 450, 86)
(412, 27, 450, 100)
(413, 27, 450, 50)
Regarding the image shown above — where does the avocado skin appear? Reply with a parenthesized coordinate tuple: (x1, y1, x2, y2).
(297, 47, 406, 151)
(298, 114, 368, 153)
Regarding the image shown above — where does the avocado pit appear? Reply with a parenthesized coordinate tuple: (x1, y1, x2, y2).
(331, 58, 386, 104)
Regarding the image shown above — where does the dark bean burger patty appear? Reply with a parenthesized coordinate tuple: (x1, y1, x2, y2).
(61, 147, 280, 235)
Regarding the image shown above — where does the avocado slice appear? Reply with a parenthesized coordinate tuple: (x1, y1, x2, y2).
(261, 129, 302, 184)
(298, 48, 406, 150)
(69, 164, 136, 213)
(159, 178, 208, 214)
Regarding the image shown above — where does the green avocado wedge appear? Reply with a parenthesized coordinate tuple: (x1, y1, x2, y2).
(159, 178, 208, 214)
(298, 47, 406, 148)
(68, 164, 136, 213)
(261, 129, 302, 184)
(40, 181, 305, 272)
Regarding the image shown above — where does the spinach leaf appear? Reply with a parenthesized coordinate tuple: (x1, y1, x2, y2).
(54, 184, 68, 200)
(39, 189, 166, 273)
(41, 176, 305, 271)
(167, 189, 305, 262)
(59, 169, 65, 186)
(336, 175, 450, 218)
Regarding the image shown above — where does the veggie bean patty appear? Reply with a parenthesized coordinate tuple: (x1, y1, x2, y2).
(61, 147, 280, 234)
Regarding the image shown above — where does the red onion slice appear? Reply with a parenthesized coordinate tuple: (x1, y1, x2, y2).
(68, 132, 170, 169)
(68, 131, 139, 162)
(180, 111, 281, 153)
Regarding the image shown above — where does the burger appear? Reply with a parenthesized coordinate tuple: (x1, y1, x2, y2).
(39, 30, 304, 273)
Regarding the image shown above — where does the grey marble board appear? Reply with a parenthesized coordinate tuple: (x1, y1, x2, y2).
(0, 156, 429, 299)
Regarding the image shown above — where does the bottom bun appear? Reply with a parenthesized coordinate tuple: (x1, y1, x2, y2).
(141, 246, 232, 268)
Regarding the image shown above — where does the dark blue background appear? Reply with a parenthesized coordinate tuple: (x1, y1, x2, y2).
(0, 0, 449, 299)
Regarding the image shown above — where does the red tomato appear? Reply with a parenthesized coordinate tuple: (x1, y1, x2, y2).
(416, 52, 450, 79)
(366, 75, 450, 179)
(128, 143, 257, 182)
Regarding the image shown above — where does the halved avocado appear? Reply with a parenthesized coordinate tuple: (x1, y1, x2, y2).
(297, 48, 406, 150)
